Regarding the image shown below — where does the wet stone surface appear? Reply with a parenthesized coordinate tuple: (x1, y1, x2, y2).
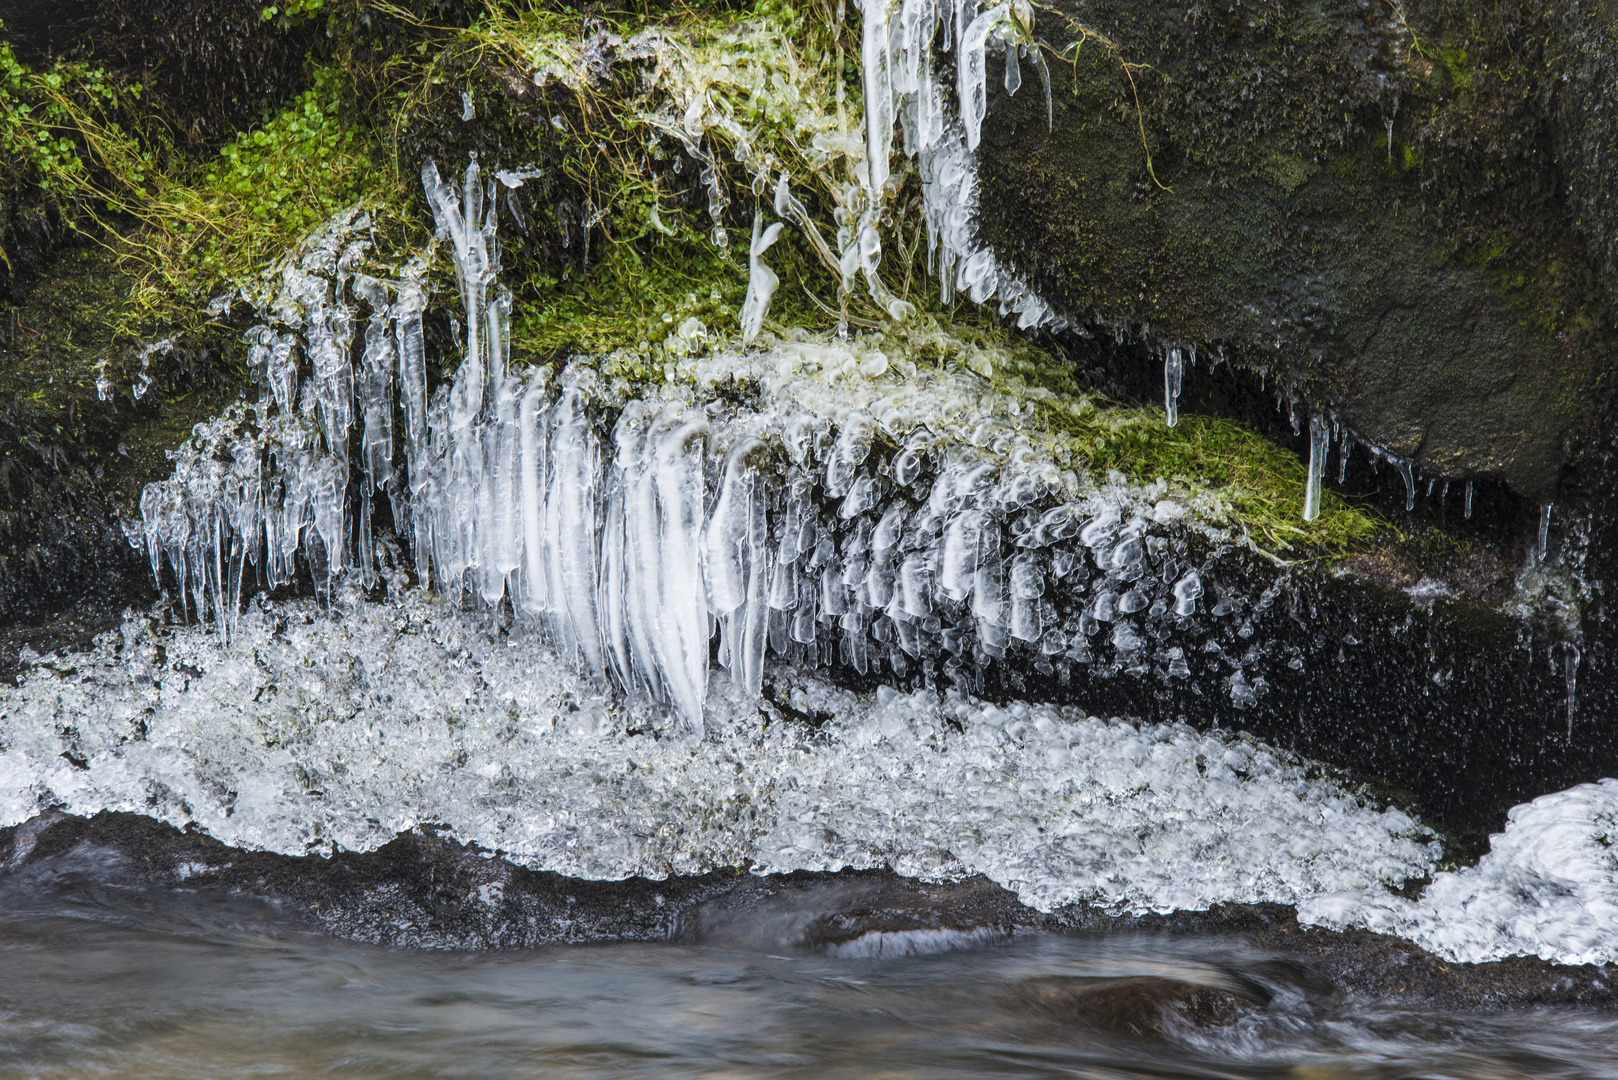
(3, 809, 1614, 1014)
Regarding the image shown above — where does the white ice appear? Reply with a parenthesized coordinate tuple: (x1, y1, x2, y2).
(1300, 779, 1618, 966)
(1, 592, 1438, 915)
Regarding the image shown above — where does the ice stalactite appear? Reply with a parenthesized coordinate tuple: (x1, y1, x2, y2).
(1539, 503, 1553, 562)
(141, 162, 1243, 733)
(1565, 641, 1580, 737)
(1302, 416, 1329, 522)
(1394, 458, 1416, 512)
(838, 0, 1061, 331)
(740, 213, 786, 344)
(1163, 348, 1183, 428)
(1464, 480, 1475, 520)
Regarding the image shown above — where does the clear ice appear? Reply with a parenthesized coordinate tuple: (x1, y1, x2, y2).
(1301, 778, 1618, 966)
(0, 592, 1440, 916)
(139, 151, 1255, 738)
(1302, 415, 1328, 522)
(1163, 347, 1183, 427)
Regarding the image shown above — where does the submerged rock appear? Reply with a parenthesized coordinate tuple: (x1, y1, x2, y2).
(1007, 975, 1261, 1037)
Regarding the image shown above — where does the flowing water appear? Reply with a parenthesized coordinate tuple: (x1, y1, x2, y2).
(4, 897, 1618, 1080)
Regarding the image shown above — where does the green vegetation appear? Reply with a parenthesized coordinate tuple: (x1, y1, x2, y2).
(123, 65, 391, 312)
(953, 322, 1384, 557)
(0, 0, 1390, 562)
(0, 31, 162, 269)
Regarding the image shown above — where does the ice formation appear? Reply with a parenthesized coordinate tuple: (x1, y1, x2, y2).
(1163, 347, 1184, 428)
(1302, 416, 1327, 523)
(854, 0, 1061, 329)
(139, 144, 1270, 736)
(1300, 779, 1618, 966)
(0, 591, 1439, 913)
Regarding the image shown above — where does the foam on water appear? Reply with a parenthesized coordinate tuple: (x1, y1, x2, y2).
(1, 592, 1436, 913)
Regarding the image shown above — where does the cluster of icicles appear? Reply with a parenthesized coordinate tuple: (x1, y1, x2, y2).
(742, 0, 1065, 340)
(139, 154, 1245, 732)
(137, 0, 1439, 731)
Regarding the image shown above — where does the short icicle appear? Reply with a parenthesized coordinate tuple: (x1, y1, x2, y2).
(1163, 347, 1183, 428)
(1302, 415, 1328, 523)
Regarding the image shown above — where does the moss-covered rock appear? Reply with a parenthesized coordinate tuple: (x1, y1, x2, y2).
(973, 0, 1615, 500)
(0, 243, 244, 628)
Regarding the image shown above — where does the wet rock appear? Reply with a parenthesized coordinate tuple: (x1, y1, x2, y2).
(973, 0, 1616, 502)
(0, 0, 317, 147)
(2, 809, 1616, 1018)
(1008, 975, 1260, 1037)
(680, 876, 1026, 955)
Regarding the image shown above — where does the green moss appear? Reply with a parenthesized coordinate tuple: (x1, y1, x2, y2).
(1011, 395, 1382, 559)
(3, 0, 1392, 565)
(945, 322, 1384, 557)
(1261, 151, 1315, 196)
(510, 240, 745, 361)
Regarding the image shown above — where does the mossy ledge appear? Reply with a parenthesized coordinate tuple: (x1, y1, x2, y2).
(974, 0, 1618, 503)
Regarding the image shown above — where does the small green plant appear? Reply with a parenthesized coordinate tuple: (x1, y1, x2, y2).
(261, 0, 329, 27)
(114, 63, 397, 321)
(0, 28, 162, 270)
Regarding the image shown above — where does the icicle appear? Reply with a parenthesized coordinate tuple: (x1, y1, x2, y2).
(1027, 39, 1053, 131)
(649, 412, 713, 734)
(740, 212, 786, 345)
(1464, 480, 1474, 520)
(863, 0, 897, 193)
(1338, 435, 1352, 484)
(546, 385, 605, 678)
(1394, 458, 1415, 511)
(958, 5, 1005, 152)
(1302, 415, 1328, 522)
(1538, 502, 1552, 561)
(705, 438, 760, 615)
(517, 377, 549, 617)
(1565, 641, 1580, 737)
(1163, 347, 1183, 427)
(1003, 40, 1021, 95)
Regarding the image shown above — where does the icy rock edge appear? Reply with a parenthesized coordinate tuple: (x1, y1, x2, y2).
(1300, 778, 1618, 966)
(139, 151, 1259, 737)
(0, 590, 1441, 915)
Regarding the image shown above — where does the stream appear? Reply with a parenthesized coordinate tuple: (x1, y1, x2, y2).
(5, 894, 1618, 1080)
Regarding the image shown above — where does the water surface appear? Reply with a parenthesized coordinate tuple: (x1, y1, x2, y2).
(3, 895, 1615, 1080)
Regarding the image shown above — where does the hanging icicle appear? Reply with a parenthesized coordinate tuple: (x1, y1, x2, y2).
(1303, 415, 1328, 523)
(1163, 347, 1184, 428)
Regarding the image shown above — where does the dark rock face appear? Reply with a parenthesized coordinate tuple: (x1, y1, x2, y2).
(0, 0, 316, 147)
(4, 810, 1616, 1013)
(957, 0, 1618, 838)
(0, 246, 237, 659)
(974, 0, 1617, 501)
(973, 540, 1597, 853)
